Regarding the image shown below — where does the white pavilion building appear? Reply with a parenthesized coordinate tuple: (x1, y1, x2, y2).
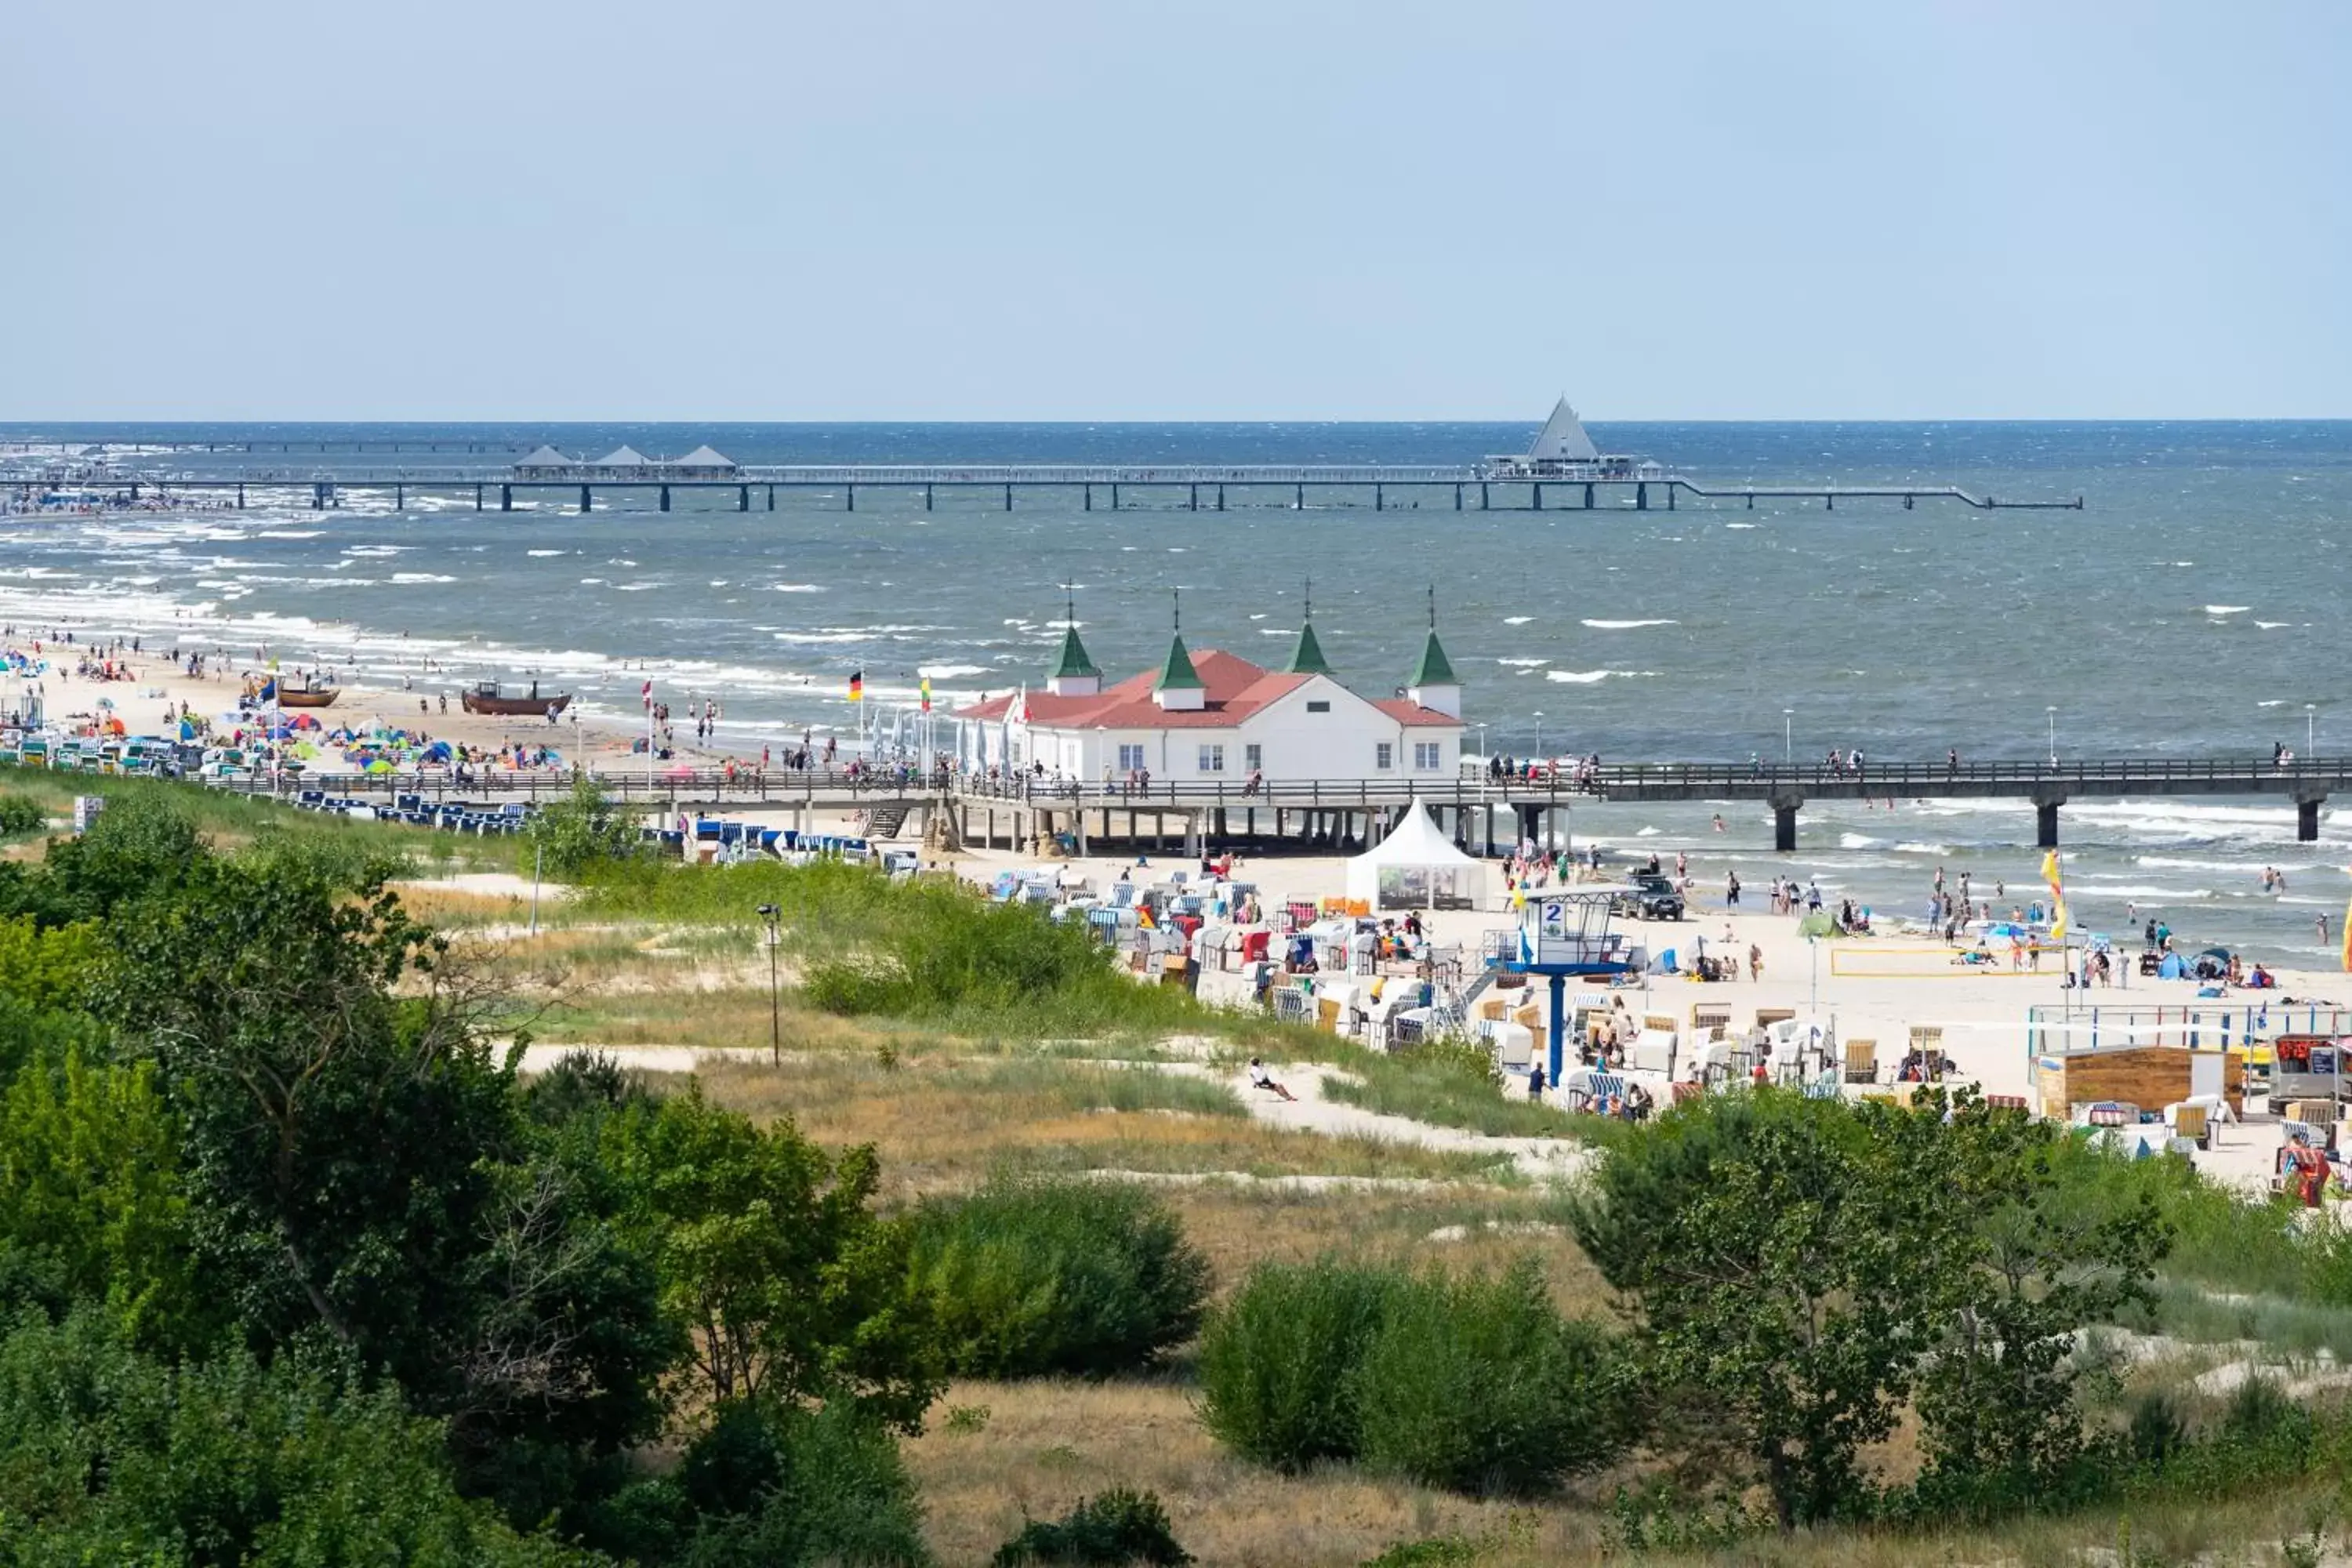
(950, 608, 1466, 786)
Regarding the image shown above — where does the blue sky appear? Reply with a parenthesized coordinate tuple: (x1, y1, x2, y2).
(4, 0, 2346, 419)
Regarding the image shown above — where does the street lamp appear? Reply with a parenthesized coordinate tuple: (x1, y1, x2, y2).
(2308, 703, 2318, 757)
(1783, 709, 1793, 769)
(1533, 711, 1544, 761)
(756, 903, 782, 1065)
(2046, 706, 2058, 767)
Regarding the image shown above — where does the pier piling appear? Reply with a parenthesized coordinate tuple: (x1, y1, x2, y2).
(579, 485, 591, 514)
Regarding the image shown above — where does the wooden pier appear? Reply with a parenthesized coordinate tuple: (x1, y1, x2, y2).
(205, 754, 2349, 855)
(2, 462, 2084, 514)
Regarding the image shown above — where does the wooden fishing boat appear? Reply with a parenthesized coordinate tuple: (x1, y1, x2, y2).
(461, 681, 572, 717)
(277, 684, 340, 708)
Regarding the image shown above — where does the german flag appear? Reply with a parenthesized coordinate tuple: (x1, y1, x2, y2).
(848, 670, 864, 702)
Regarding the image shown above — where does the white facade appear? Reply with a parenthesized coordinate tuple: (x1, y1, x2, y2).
(953, 655, 1461, 786)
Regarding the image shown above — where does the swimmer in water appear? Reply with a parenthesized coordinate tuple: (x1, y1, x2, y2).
(1711, 814, 1726, 833)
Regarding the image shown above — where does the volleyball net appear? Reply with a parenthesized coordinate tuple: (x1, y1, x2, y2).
(1828, 942, 2072, 979)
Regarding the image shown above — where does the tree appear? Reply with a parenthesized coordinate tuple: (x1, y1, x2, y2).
(1572, 1091, 1925, 1526)
(0, 1044, 216, 1356)
(529, 772, 641, 877)
(93, 851, 675, 1520)
(0, 916, 104, 1013)
(1574, 1089, 2171, 1527)
(33, 792, 208, 924)
(1897, 1095, 2165, 1508)
(0, 1305, 609, 1566)
(601, 1086, 939, 1429)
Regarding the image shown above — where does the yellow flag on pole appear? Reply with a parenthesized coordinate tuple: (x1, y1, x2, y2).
(2041, 849, 2068, 942)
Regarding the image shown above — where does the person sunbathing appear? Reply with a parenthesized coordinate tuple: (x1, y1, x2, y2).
(1247, 1058, 1298, 1102)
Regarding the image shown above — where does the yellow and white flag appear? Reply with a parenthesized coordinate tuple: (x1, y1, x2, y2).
(2341, 866, 2352, 974)
(2041, 849, 2069, 942)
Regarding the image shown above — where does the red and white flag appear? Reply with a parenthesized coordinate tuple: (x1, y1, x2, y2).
(641, 680, 653, 710)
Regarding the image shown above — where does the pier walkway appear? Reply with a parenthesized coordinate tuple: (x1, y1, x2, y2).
(209, 754, 2352, 853)
(3, 462, 2082, 513)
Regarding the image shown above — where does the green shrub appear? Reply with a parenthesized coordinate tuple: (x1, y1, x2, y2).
(909, 1178, 1210, 1378)
(1351, 1258, 1630, 1495)
(993, 1488, 1191, 1566)
(674, 1399, 931, 1567)
(0, 914, 104, 1012)
(0, 795, 44, 840)
(1196, 1258, 1400, 1472)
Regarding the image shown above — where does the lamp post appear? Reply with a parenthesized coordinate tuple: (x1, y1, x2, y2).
(1783, 709, 1793, 769)
(756, 902, 782, 1065)
(2046, 706, 2058, 767)
(2308, 703, 2318, 757)
(1533, 711, 1544, 762)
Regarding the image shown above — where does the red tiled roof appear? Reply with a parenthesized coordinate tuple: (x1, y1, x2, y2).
(1371, 698, 1463, 729)
(953, 651, 1461, 731)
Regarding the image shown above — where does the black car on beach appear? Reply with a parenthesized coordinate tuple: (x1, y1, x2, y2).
(1613, 873, 1685, 922)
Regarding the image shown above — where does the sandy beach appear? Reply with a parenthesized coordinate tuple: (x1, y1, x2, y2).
(949, 840, 2350, 1187)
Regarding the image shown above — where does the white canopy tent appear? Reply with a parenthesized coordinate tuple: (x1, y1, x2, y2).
(667, 445, 738, 471)
(1346, 800, 1489, 911)
(590, 445, 650, 467)
(514, 444, 574, 472)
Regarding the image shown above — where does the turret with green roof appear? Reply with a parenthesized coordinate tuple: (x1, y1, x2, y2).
(1047, 586, 1102, 695)
(1285, 579, 1333, 676)
(1154, 590, 1206, 710)
(1405, 588, 1463, 717)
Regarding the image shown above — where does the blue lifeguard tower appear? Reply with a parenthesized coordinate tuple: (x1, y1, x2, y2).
(1490, 887, 1647, 1085)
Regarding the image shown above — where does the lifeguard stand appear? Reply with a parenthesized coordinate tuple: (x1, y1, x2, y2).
(1489, 887, 1646, 1085)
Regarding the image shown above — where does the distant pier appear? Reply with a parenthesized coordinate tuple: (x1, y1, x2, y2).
(0, 463, 2084, 514)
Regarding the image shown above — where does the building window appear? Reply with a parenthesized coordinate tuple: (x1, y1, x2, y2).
(1375, 742, 1394, 771)
(1117, 743, 1146, 773)
(1243, 743, 1261, 772)
(1414, 742, 1443, 771)
(1306, 700, 1330, 713)
(1198, 743, 1225, 773)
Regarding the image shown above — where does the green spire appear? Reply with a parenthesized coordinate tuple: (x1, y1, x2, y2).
(1051, 623, 1098, 680)
(1409, 630, 1457, 688)
(1410, 586, 1457, 687)
(1287, 620, 1331, 676)
(1156, 633, 1203, 691)
(1286, 577, 1330, 675)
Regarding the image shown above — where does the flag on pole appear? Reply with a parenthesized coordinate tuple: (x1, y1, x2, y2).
(2040, 848, 2069, 942)
(2341, 866, 2352, 974)
(919, 676, 931, 714)
(641, 679, 653, 710)
(848, 670, 864, 702)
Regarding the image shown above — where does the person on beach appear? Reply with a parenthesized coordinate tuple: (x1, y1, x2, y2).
(1527, 1061, 1546, 1102)
(1247, 1058, 1297, 1102)
(1725, 871, 1741, 906)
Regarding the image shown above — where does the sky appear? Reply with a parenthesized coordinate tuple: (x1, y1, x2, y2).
(4, 0, 2348, 420)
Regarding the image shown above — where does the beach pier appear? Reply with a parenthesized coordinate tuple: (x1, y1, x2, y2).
(2297, 789, 2329, 841)
(10, 462, 2088, 515)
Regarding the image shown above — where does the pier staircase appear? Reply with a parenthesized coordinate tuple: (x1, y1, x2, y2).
(864, 800, 915, 841)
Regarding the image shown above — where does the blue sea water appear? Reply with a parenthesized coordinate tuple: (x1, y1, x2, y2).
(4, 418, 2350, 965)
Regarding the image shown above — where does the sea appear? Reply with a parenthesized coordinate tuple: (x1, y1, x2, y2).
(4, 418, 2350, 968)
